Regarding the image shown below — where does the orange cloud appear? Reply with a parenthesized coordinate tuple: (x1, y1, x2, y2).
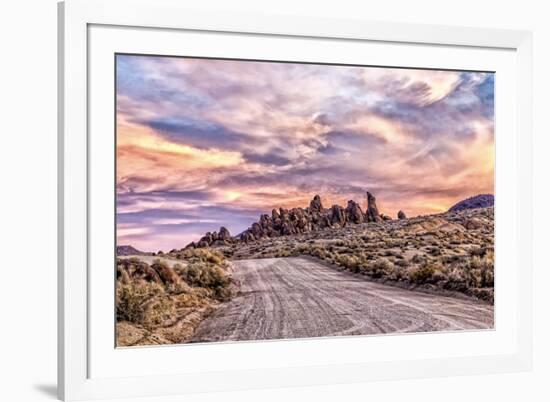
(115, 55, 494, 251)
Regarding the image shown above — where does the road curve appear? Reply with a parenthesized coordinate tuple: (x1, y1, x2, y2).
(191, 257, 493, 343)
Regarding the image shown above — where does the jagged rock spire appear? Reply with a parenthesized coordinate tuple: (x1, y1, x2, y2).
(191, 192, 389, 247)
(366, 191, 381, 222)
(309, 194, 323, 212)
(345, 200, 364, 224)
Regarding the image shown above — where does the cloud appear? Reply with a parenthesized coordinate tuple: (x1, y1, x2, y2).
(116, 55, 494, 251)
(139, 116, 257, 151)
(361, 68, 461, 106)
(242, 151, 292, 166)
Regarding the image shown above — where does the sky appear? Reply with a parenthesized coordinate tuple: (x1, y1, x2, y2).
(116, 54, 494, 252)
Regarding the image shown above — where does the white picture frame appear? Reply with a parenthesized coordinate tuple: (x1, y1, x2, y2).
(58, 0, 533, 400)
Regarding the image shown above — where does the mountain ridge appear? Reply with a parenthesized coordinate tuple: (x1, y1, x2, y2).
(448, 194, 494, 212)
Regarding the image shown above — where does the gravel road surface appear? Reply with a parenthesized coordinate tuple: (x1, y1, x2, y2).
(191, 257, 494, 342)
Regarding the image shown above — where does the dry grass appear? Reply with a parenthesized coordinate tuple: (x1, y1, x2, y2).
(116, 249, 235, 346)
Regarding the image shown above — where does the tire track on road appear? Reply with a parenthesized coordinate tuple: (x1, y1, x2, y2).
(190, 257, 494, 343)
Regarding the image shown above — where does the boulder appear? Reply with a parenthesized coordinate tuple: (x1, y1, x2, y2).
(345, 200, 365, 224)
(199, 232, 213, 245)
(299, 217, 309, 230)
(211, 239, 228, 246)
(218, 226, 231, 240)
(259, 214, 273, 231)
(279, 208, 289, 221)
(462, 218, 483, 230)
(250, 222, 263, 238)
(240, 231, 255, 242)
(281, 221, 295, 235)
(329, 204, 347, 226)
(397, 210, 407, 220)
(320, 215, 331, 228)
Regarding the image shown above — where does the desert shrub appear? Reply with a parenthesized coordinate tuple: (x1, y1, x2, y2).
(443, 267, 469, 291)
(180, 262, 232, 300)
(411, 254, 426, 264)
(165, 277, 192, 295)
(441, 254, 464, 264)
(469, 287, 494, 303)
(365, 259, 392, 278)
(172, 263, 185, 276)
(150, 259, 180, 285)
(386, 264, 406, 281)
(430, 267, 448, 283)
(342, 255, 360, 273)
(295, 244, 309, 253)
(468, 246, 486, 257)
(181, 248, 225, 265)
(116, 280, 174, 328)
(117, 266, 131, 284)
(117, 258, 162, 284)
(480, 259, 494, 288)
(409, 262, 438, 284)
(394, 259, 409, 268)
(383, 249, 402, 258)
(307, 245, 329, 259)
(468, 251, 494, 288)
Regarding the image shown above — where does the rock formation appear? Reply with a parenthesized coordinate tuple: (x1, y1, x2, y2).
(189, 192, 390, 247)
(186, 226, 234, 248)
(365, 191, 381, 222)
(329, 204, 347, 227)
(345, 200, 364, 224)
(397, 210, 407, 220)
(309, 194, 323, 212)
(218, 226, 231, 240)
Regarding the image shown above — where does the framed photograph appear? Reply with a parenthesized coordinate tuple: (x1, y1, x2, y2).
(58, 0, 533, 400)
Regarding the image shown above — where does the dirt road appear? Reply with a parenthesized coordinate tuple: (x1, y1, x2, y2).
(191, 257, 493, 342)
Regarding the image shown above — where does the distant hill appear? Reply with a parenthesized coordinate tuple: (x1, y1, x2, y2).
(448, 194, 494, 212)
(116, 245, 147, 256)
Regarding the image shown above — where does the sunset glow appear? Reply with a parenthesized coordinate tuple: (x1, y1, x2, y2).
(116, 55, 494, 251)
